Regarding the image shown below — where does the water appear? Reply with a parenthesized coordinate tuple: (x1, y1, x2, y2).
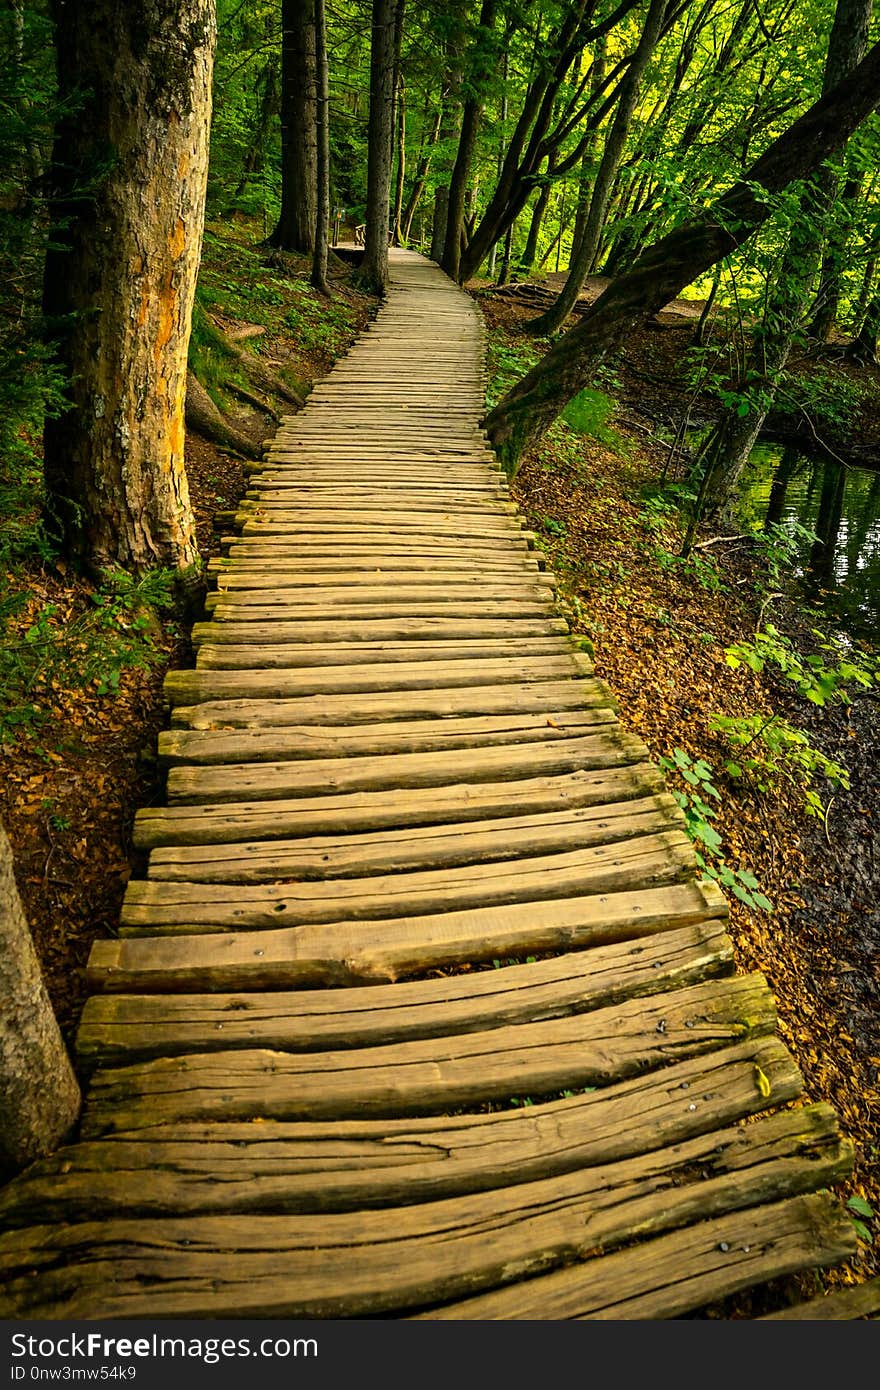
(737, 442, 880, 642)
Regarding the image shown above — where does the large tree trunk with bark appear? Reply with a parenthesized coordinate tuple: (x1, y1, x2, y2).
(360, 0, 401, 294)
(272, 0, 318, 253)
(311, 0, 331, 294)
(0, 824, 80, 1179)
(42, 0, 215, 576)
(485, 34, 880, 477)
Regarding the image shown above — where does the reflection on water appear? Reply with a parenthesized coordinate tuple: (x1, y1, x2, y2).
(738, 443, 880, 641)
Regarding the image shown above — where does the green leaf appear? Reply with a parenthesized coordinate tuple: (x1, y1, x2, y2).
(847, 1195, 875, 1220)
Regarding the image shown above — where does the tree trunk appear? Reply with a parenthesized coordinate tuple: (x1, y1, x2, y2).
(528, 0, 667, 336)
(485, 35, 880, 477)
(517, 156, 556, 279)
(272, 0, 317, 253)
(360, 0, 401, 294)
(42, 0, 215, 576)
(392, 74, 406, 244)
(0, 823, 80, 1179)
(698, 0, 872, 520)
(808, 172, 862, 342)
(311, 0, 330, 295)
(442, 0, 497, 281)
(846, 290, 880, 363)
(401, 101, 442, 243)
(185, 372, 262, 459)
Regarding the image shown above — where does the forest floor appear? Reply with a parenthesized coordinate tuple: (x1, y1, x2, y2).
(478, 288, 880, 1306)
(0, 216, 377, 1044)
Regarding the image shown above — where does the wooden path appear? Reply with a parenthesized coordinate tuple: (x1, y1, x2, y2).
(0, 250, 859, 1318)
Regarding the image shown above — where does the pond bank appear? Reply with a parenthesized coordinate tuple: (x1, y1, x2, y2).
(480, 291, 880, 1306)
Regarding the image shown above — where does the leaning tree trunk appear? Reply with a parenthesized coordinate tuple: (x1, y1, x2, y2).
(272, 0, 318, 253)
(485, 37, 880, 476)
(360, 0, 401, 294)
(0, 823, 80, 1179)
(42, 0, 216, 576)
(697, 0, 872, 521)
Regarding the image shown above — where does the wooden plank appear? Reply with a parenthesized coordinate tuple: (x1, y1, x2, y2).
(80, 974, 776, 1132)
(4, 1039, 798, 1223)
(163, 731, 646, 805)
(204, 581, 555, 610)
(760, 1277, 880, 1320)
(192, 617, 570, 646)
(158, 707, 618, 765)
(145, 796, 678, 880)
(77, 921, 734, 1065)
(207, 597, 558, 622)
(134, 766, 666, 849)
(415, 1194, 857, 1321)
(193, 636, 570, 670)
(87, 879, 727, 992)
(168, 679, 611, 729)
(0, 1130, 851, 1319)
(163, 656, 594, 707)
(120, 832, 696, 934)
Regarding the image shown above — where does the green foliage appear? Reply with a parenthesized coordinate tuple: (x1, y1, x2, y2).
(561, 388, 628, 455)
(485, 336, 539, 409)
(0, 569, 175, 743)
(658, 748, 772, 912)
(709, 710, 850, 817)
(724, 624, 878, 707)
(749, 519, 819, 585)
(846, 1194, 875, 1245)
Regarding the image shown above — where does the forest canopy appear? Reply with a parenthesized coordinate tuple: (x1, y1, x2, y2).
(2, 0, 880, 572)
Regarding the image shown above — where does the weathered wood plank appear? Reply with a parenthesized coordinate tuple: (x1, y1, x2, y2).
(168, 679, 612, 729)
(0, 1140, 852, 1319)
(204, 581, 556, 611)
(81, 975, 776, 1131)
(164, 655, 593, 708)
(145, 797, 676, 879)
(159, 707, 617, 766)
(120, 832, 696, 934)
(134, 765, 666, 850)
(2, 1039, 798, 1223)
(163, 731, 646, 806)
(87, 879, 727, 992)
(414, 1194, 857, 1321)
(77, 921, 734, 1065)
(194, 636, 570, 669)
(192, 617, 569, 646)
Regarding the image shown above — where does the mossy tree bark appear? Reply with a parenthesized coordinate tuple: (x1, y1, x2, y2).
(0, 824, 80, 1179)
(272, 0, 318, 254)
(360, 0, 402, 294)
(42, 0, 216, 576)
(485, 36, 880, 477)
(311, 0, 331, 296)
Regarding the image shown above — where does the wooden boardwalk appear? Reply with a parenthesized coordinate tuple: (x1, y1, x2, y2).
(0, 250, 858, 1318)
